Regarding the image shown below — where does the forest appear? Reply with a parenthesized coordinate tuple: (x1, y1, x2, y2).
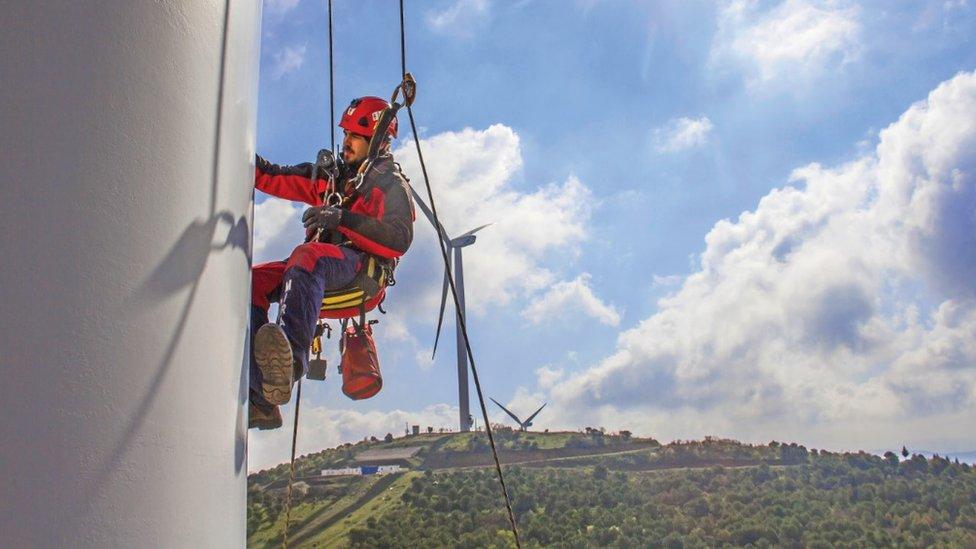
(248, 433, 976, 547)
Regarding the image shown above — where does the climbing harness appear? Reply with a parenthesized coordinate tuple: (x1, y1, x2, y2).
(281, 1, 522, 547)
(320, 254, 393, 316)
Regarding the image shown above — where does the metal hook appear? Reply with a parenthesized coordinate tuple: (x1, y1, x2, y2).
(390, 73, 416, 108)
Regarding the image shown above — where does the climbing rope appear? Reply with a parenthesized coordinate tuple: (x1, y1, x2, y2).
(397, 1, 522, 546)
(328, 0, 335, 156)
(280, 2, 522, 547)
(281, 379, 302, 548)
(281, 2, 335, 547)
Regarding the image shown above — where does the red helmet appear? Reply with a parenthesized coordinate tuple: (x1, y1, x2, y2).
(339, 96, 397, 139)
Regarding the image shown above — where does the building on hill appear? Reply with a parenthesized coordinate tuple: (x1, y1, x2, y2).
(319, 465, 402, 477)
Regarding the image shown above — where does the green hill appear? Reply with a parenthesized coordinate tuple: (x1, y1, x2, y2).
(248, 429, 976, 547)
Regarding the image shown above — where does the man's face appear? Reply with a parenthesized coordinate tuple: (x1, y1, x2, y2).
(342, 131, 370, 166)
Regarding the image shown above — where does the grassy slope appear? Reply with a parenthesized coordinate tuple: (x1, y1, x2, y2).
(249, 500, 328, 549)
(249, 477, 377, 549)
(437, 431, 576, 451)
(297, 472, 419, 548)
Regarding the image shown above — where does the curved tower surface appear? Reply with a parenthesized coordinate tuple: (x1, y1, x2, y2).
(0, 1, 260, 546)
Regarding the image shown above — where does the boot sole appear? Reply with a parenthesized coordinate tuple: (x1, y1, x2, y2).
(249, 415, 283, 430)
(248, 410, 283, 430)
(254, 323, 294, 405)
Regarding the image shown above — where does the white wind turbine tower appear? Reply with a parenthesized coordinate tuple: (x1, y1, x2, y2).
(411, 188, 489, 432)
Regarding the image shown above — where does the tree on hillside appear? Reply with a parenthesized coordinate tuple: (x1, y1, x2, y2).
(902, 446, 909, 458)
(250, 437, 976, 547)
(384, 433, 394, 443)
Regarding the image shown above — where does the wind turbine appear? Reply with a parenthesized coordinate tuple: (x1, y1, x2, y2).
(490, 398, 547, 431)
(411, 188, 489, 432)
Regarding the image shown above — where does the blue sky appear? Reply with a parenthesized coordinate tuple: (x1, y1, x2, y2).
(249, 0, 976, 470)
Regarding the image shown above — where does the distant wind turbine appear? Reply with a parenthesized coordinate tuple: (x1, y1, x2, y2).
(412, 188, 490, 433)
(490, 398, 547, 431)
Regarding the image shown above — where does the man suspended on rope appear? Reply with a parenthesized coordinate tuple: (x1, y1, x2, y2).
(249, 96, 415, 430)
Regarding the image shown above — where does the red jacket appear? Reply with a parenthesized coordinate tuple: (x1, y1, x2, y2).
(255, 154, 415, 259)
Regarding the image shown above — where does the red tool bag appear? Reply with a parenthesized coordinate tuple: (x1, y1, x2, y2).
(339, 321, 382, 400)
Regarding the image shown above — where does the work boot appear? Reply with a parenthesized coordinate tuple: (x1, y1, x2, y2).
(248, 400, 282, 430)
(254, 323, 294, 405)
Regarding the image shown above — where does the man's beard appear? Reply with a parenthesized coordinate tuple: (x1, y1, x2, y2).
(342, 148, 365, 170)
(344, 156, 364, 171)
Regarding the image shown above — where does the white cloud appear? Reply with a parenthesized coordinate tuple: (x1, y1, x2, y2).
(652, 274, 684, 288)
(264, 0, 301, 15)
(272, 44, 307, 79)
(542, 71, 976, 453)
(393, 125, 594, 315)
(253, 199, 303, 261)
(248, 403, 459, 471)
(711, 0, 862, 87)
(653, 116, 714, 153)
(522, 274, 621, 326)
(943, 0, 970, 13)
(426, 0, 490, 36)
(536, 365, 565, 390)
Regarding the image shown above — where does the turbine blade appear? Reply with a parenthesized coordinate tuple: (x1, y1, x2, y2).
(459, 223, 492, 238)
(431, 253, 453, 359)
(431, 269, 450, 359)
(490, 397, 523, 425)
(524, 402, 547, 424)
(411, 187, 451, 244)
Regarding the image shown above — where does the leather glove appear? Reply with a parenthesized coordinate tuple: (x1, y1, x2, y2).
(302, 206, 343, 232)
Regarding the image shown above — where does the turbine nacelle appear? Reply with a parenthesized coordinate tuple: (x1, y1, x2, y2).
(450, 234, 478, 247)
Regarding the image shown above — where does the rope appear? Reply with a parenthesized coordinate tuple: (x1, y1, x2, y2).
(281, 379, 302, 548)
(399, 0, 407, 82)
(397, 2, 522, 546)
(328, 0, 335, 155)
(283, 2, 333, 546)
